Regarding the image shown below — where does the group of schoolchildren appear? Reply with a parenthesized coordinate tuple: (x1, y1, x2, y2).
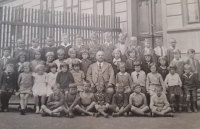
(0, 31, 199, 118)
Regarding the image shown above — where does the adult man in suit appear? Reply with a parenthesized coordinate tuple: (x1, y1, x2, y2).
(87, 51, 115, 102)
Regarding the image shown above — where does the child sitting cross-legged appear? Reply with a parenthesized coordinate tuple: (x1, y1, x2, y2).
(109, 83, 131, 117)
(73, 81, 96, 116)
(150, 87, 173, 117)
(94, 84, 110, 118)
(63, 83, 80, 118)
(129, 85, 150, 117)
(41, 84, 64, 117)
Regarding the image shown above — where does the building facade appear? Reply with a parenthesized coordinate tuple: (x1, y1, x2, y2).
(0, 0, 200, 58)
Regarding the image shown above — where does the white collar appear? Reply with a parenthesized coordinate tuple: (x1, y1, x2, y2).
(18, 62, 23, 65)
(104, 42, 112, 45)
(183, 72, 193, 78)
(2, 56, 11, 59)
(18, 47, 24, 50)
(113, 58, 121, 63)
(119, 72, 128, 75)
(61, 42, 71, 47)
(30, 46, 40, 50)
(97, 61, 104, 66)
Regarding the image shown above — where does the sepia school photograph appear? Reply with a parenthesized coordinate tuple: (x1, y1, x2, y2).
(0, 0, 200, 129)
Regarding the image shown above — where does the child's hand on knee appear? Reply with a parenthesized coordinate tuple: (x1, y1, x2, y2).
(116, 107, 119, 112)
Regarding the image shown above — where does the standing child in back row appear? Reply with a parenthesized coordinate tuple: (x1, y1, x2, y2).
(167, 38, 177, 64)
(42, 37, 57, 61)
(13, 39, 29, 60)
(185, 49, 200, 88)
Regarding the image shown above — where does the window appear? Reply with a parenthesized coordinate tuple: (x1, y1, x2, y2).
(65, 0, 79, 13)
(96, 0, 112, 16)
(187, 0, 200, 23)
(41, 0, 54, 10)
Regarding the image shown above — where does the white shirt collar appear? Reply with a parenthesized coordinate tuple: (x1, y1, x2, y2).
(2, 56, 11, 59)
(97, 61, 104, 67)
(104, 42, 112, 45)
(61, 42, 71, 47)
(113, 58, 121, 65)
(30, 46, 40, 50)
(119, 72, 128, 75)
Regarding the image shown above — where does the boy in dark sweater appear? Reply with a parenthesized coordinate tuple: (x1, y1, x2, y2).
(182, 64, 198, 113)
(109, 83, 131, 117)
(56, 62, 74, 94)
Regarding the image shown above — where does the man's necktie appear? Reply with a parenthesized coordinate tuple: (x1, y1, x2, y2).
(99, 63, 102, 69)
(4, 58, 7, 69)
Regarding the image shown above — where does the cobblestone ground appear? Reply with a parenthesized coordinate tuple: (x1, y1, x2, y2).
(0, 106, 200, 129)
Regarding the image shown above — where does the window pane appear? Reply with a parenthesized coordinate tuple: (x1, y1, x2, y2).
(97, 2, 103, 15)
(66, 8, 71, 13)
(104, 0, 111, 15)
(187, 3, 200, 23)
(67, 0, 72, 7)
(73, 0, 79, 6)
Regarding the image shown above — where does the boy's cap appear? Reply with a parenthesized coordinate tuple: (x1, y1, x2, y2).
(3, 46, 11, 51)
(69, 83, 77, 88)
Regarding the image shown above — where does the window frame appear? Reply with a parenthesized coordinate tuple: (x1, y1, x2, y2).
(95, 0, 113, 16)
(64, 0, 80, 13)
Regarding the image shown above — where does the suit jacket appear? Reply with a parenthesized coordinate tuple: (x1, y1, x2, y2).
(86, 62, 115, 87)
(167, 47, 175, 64)
(186, 58, 200, 81)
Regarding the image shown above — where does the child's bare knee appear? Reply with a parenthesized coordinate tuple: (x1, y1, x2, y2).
(41, 105, 46, 109)
(106, 87, 114, 94)
(170, 94, 175, 99)
(186, 95, 191, 101)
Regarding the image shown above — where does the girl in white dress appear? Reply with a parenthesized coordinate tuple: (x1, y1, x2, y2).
(46, 63, 58, 97)
(32, 64, 47, 114)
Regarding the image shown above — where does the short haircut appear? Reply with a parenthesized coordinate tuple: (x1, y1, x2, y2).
(134, 60, 141, 67)
(51, 83, 60, 90)
(34, 50, 42, 56)
(112, 48, 121, 57)
(173, 49, 181, 54)
(169, 38, 176, 43)
(72, 60, 81, 68)
(49, 62, 58, 69)
(22, 62, 31, 69)
(35, 64, 45, 72)
(6, 63, 14, 69)
(16, 52, 28, 62)
(127, 48, 136, 56)
(83, 80, 91, 87)
(45, 52, 55, 58)
(60, 62, 69, 69)
(17, 38, 25, 44)
(150, 63, 157, 69)
(32, 38, 39, 43)
(45, 36, 54, 42)
(68, 48, 77, 55)
(184, 64, 191, 70)
(168, 63, 177, 70)
(159, 56, 167, 62)
(57, 49, 65, 55)
(187, 49, 195, 54)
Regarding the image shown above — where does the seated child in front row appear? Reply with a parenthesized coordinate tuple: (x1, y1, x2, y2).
(63, 83, 80, 118)
(129, 85, 150, 117)
(17, 62, 33, 115)
(32, 64, 47, 114)
(150, 87, 173, 117)
(71, 60, 85, 92)
(109, 83, 131, 117)
(73, 81, 96, 116)
(56, 62, 74, 94)
(182, 64, 198, 113)
(164, 63, 183, 113)
(41, 84, 64, 117)
(0, 63, 16, 112)
(116, 62, 132, 94)
(94, 84, 110, 118)
(131, 61, 147, 95)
